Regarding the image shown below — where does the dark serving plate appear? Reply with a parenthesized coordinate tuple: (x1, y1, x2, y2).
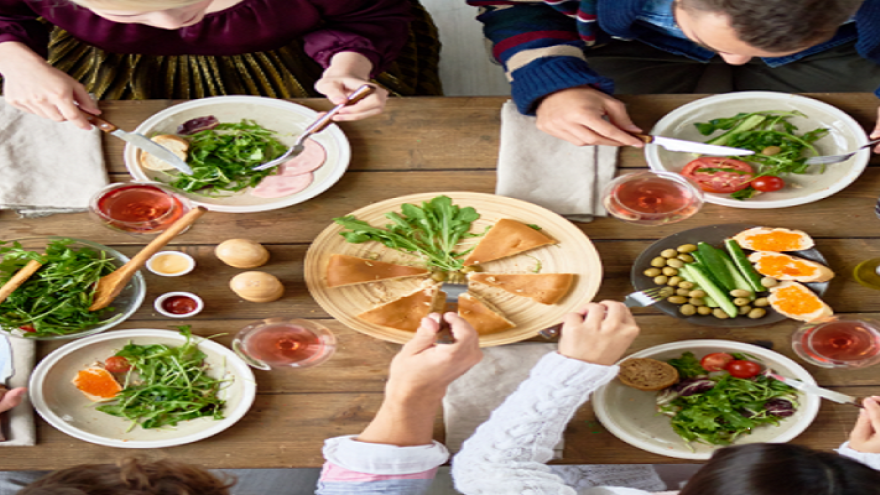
(630, 223, 829, 328)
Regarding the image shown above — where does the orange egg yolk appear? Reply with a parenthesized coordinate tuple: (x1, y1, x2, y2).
(744, 232, 805, 252)
(756, 255, 818, 277)
(773, 286, 823, 315)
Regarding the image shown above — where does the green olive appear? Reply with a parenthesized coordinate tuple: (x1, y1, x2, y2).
(762, 145, 782, 156)
(697, 306, 713, 315)
(667, 276, 683, 287)
(689, 290, 707, 298)
(430, 271, 447, 282)
(748, 308, 767, 319)
(676, 288, 692, 297)
(754, 297, 770, 307)
(689, 297, 706, 306)
(661, 249, 679, 258)
(761, 277, 779, 288)
(644, 268, 662, 277)
(677, 244, 698, 253)
(678, 281, 694, 289)
(738, 305, 753, 315)
(667, 295, 688, 304)
(662, 267, 679, 276)
(713, 308, 730, 319)
(654, 275, 669, 285)
(659, 287, 675, 297)
(651, 257, 667, 268)
(677, 254, 695, 263)
(679, 304, 697, 316)
(733, 297, 751, 306)
(730, 289, 752, 298)
(666, 259, 685, 268)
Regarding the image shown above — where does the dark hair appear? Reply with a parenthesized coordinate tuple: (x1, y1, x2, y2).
(18, 458, 235, 495)
(680, 443, 880, 495)
(679, 0, 864, 52)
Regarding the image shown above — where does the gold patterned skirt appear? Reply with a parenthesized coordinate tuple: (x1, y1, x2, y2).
(45, 1, 442, 100)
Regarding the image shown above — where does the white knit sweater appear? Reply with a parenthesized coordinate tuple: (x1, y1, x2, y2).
(451, 352, 880, 495)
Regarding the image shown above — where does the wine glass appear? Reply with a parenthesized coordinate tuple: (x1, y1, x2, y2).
(792, 317, 880, 369)
(602, 171, 704, 225)
(232, 318, 337, 370)
(89, 182, 190, 236)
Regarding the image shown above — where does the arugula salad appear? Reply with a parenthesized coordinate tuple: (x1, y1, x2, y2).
(166, 119, 288, 196)
(334, 195, 487, 274)
(683, 111, 829, 200)
(0, 239, 117, 338)
(95, 327, 229, 430)
(658, 351, 799, 446)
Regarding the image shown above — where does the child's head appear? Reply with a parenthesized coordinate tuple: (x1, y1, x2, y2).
(677, 0, 863, 54)
(680, 443, 880, 495)
(17, 458, 234, 495)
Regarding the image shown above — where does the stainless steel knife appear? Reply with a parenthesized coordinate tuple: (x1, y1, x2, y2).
(635, 134, 755, 156)
(766, 371, 862, 408)
(83, 113, 193, 175)
(0, 335, 15, 441)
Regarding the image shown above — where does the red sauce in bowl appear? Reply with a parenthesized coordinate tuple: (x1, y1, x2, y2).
(161, 295, 198, 315)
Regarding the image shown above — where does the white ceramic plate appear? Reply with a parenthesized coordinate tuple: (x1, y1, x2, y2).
(124, 96, 351, 213)
(30, 329, 257, 448)
(592, 340, 821, 460)
(645, 92, 869, 209)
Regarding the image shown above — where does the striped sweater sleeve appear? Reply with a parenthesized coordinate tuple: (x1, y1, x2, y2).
(315, 435, 448, 494)
(467, 1, 614, 115)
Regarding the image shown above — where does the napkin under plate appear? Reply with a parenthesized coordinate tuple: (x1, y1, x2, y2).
(2, 337, 36, 446)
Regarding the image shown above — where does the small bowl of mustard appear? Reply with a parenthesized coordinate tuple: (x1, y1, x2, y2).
(146, 251, 195, 277)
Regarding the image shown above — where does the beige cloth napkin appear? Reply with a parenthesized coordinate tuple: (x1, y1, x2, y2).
(0, 337, 36, 446)
(496, 101, 618, 223)
(443, 343, 561, 456)
(0, 98, 107, 217)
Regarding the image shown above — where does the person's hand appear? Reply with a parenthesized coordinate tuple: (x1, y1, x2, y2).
(315, 52, 388, 121)
(0, 388, 27, 413)
(385, 313, 483, 401)
(871, 106, 880, 153)
(557, 301, 640, 365)
(2, 61, 99, 131)
(535, 86, 645, 147)
(849, 396, 880, 453)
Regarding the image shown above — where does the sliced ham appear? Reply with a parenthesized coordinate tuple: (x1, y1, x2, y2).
(278, 139, 326, 177)
(251, 172, 314, 198)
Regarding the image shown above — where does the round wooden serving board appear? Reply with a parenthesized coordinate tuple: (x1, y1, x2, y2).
(305, 192, 603, 346)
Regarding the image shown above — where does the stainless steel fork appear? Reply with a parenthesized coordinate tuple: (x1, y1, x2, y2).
(539, 287, 665, 339)
(804, 139, 880, 166)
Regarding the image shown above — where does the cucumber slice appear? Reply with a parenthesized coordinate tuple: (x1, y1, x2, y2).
(697, 242, 736, 292)
(725, 239, 765, 292)
(682, 264, 737, 318)
(717, 249, 754, 297)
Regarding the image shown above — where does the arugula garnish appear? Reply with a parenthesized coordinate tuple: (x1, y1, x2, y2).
(0, 239, 117, 338)
(167, 120, 288, 196)
(96, 326, 229, 430)
(334, 195, 485, 271)
(667, 351, 706, 379)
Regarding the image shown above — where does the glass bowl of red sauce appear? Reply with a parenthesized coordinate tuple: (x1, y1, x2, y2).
(154, 292, 204, 318)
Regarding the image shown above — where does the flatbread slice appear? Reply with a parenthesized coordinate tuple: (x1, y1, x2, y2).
(358, 285, 446, 331)
(326, 254, 429, 288)
(469, 272, 574, 304)
(464, 219, 556, 266)
(458, 292, 515, 335)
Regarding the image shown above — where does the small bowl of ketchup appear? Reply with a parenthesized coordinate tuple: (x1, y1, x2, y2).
(154, 292, 204, 318)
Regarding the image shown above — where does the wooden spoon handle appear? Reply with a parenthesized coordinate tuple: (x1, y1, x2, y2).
(116, 206, 208, 278)
(0, 260, 42, 305)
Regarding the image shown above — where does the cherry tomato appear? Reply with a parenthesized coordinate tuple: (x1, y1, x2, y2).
(681, 157, 754, 193)
(105, 356, 132, 373)
(700, 352, 734, 372)
(751, 176, 785, 192)
(18, 325, 35, 333)
(726, 360, 762, 379)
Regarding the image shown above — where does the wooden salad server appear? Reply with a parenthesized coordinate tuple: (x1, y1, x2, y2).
(0, 260, 42, 305)
(89, 206, 207, 311)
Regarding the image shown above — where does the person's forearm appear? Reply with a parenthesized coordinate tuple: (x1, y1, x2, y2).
(357, 388, 443, 446)
(324, 52, 374, 80)
(0, 41, 46, 76)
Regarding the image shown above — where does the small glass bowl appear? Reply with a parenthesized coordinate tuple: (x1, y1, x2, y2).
(146, 251, 196, 277)
(154, 292, 204, 318)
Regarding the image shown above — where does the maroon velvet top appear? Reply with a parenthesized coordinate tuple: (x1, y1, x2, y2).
(0, 0, 413, 74)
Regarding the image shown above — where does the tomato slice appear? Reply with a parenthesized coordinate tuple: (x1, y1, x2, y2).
(681, 157, 754, 193)
(18, 325, 35, 333)
(700, 352, 734, 372)
(105, 356, 132, 374)
(725, 360, 762, 379)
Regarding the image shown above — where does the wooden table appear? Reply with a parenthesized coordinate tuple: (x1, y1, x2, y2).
(0, 94, 878, 470)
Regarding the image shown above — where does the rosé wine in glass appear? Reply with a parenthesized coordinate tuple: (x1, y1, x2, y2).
(89, 183, 189, 235)
(602, 171, 703, 225)
(233, 318, 336, 370)
(792, 318, 880, 369)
